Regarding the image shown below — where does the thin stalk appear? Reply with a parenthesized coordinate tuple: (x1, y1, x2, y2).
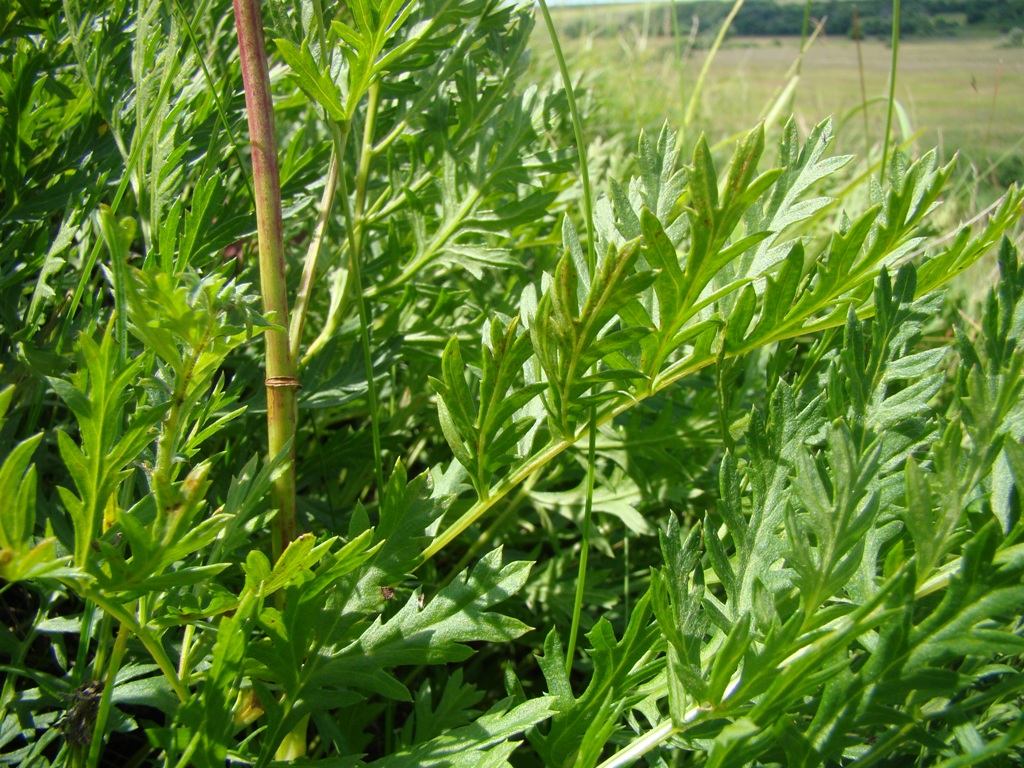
(852, 5, 871, 157)
(172, 733, 202, 768)
(537, 0, 599, 674)
(440, 478, 539, 588)
(71, 601, 97, 692)
(68, 606, 110, 768)
(335, 83, 387, 496)
(289, 155, 338, 361)
(86, 622, 130, 767)
(880, 0, 900, 186)
(596, 720, 679, 768)
(565, 415, 597, 675)
(536, 0, 595, 269)
(668, 0, 686, 126)
(983, 59, 1003, 158)
(89, 611, 115, 679)
(172, 0, 256, 208)
(667, 2, 700, 138)
(178, 623, 196, 681)
(798, 0, 811, 66)
(311, 0, 386, 494)
(758, 17, 824, 130)
(622, 534, 630, 620)
(152, 323, 212, 516)
(781, 1, 815, 116)
(679, 0, 746, 148)
(72, 584, 189, 702)
(233, 0, 299, 561)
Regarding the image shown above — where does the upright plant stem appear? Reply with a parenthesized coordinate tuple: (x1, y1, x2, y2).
(679, 0, 745, 149)
(289, 156, 338, 361)
(537, 0, 598, 672)
(798, 0, 811, 65)
(350, 83, 387, 496)
(233, 0, 298, 561)
(306, 0, 384, 497)
(984, 59, 1002, 157)
(332, 82, 387, 497)
(852, 6, 872, 157)
(566, 420, 597, 675)
(669, 0, 685, 125)
(87, 622, 130, 766)
(880, 0, 900, 186)
(537, 0, 595, 268)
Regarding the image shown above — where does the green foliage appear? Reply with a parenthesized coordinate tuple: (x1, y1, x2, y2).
(2, 0, 1023, 766)
(558, 1, 1024, 41)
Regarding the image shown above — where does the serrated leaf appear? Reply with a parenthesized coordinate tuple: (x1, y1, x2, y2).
(369, 697, 552, 768)
(322, 548, 532, 701)
(276, 38, 347, 122)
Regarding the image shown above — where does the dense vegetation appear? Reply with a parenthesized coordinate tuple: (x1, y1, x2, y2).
(2, 0, 1023, 766)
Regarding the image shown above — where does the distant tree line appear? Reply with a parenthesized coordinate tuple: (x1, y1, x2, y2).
(687, 0, 1024, 38)
(557, 0, 1024, 40)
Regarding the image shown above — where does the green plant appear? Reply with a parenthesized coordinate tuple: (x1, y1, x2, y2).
(2, 0, 1023, 766)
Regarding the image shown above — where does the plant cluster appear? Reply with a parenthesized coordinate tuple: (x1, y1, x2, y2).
(1, 0, 1023, 766)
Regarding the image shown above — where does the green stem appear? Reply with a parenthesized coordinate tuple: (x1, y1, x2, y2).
(798, 0, 811, 65)
(233, 0, 299, 561)
(536, 0, 595, 271)
(365, 184, 485, 298)
(152, 327, 208, 517)
(336, 82, 387, 496)
(537, 0, 599, 674)
(880, 0, 900, 186)
(852, 5, 872, 158)
(178, 622, 196, 682)
(596, 720, 679, 768)
(311, 0, 387, 488)
(623, 533, 630, 620)
(89, 611, 115, 679)
(172, 732, 202, 768)
(565, 407, 597, 675)
(172, 0, 256, 209)
(289, 155, 338, 362)
(440, 478, 538, 588)
(72, 601, 97, 683)
(72, 584, 189, 702)
(86, 622, 130, 766)
(680, 0, 746, 148)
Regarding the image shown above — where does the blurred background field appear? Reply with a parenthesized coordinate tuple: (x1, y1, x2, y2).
(531, 2, 1024, 196)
